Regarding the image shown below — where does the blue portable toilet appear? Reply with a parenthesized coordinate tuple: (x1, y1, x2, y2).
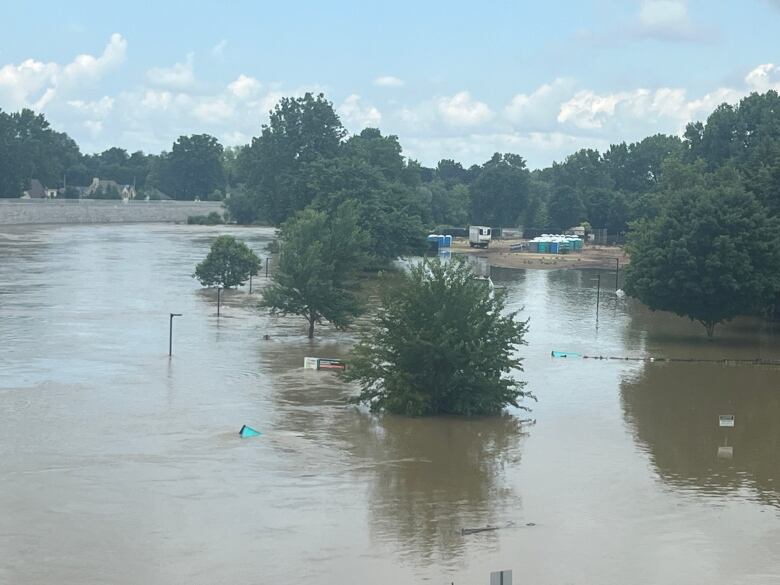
(550, 242, 559, 254)
(444, 235, 452, 247)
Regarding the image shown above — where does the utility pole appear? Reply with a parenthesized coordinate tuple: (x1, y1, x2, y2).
(217, 287, 222, 317)
(169, 313, 182, 356)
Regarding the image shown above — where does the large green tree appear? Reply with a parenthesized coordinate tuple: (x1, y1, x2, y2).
(151, 134, 225, 200)
(194, 235, 261, 289)
(345, 258, 531, 416)
(624, 176, 780, 338)
(261, 205, 369, 338)
(243, 93, 345, 224)
(470, 153, 530, 226)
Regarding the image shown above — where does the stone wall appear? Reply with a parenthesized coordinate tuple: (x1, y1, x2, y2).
(0, 199, 224, 225)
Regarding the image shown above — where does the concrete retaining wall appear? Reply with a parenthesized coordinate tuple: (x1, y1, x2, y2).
(0, 199, 224, 225)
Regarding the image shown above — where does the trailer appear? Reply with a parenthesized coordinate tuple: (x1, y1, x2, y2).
(469, 226, 492, 248)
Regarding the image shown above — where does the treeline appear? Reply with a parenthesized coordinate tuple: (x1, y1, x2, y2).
(2, 91, 780, 240)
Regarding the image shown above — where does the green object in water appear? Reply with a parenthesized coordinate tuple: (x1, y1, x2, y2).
(551, 350, 581, 358)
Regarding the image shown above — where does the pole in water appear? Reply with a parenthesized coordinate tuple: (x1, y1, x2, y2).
(265, 257, 269, 278)
(596, 273, 601, 325)
(249, 274, 253, 294)
(217, 287, 221, 317)
(168, 313, 182, 356)
(615, 258, 619, 291)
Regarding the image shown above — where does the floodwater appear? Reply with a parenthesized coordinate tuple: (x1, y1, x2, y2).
(1, 224, 779, 585)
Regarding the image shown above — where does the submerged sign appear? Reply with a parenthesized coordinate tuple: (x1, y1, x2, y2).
(304, 357, 346, 371)
(719, 415, 735, 428)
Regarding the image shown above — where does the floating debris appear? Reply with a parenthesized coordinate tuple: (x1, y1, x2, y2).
(239, 425, 261, 438)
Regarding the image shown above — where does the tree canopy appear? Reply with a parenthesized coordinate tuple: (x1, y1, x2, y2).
(624, 170, 780, 337)
(261, 205, 370, 338)
(344, 258, 530, 416)
(194, 235, 261, 289)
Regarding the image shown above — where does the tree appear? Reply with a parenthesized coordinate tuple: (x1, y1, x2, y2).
(470, 153, 530, 226)
(243, 93, 345, 224)
(624, 179, 780, 338)
(344, 258, 531, 416)
(151, 134, 225, 200)
(261, 205, 370, 338)
(194, 235, 261, 290)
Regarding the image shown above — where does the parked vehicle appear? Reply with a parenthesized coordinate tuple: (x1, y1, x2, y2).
(469, 226, 492, 248)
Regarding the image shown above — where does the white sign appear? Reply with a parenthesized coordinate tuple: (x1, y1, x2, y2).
(490, 570, 512, 585)
(719, 415, 735, 428)
(303, 357, 319, 370)
(717, 446, 734, 459)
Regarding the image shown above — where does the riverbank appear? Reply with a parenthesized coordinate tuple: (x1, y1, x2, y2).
(452, 237, 629, 270)
(0, 199, 224, 226)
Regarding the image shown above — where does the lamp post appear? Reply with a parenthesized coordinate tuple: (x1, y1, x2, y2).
(249, 273, 253, 294)
(217, 287, 222, 317)
(265, 257, 269, 278)
(614, 257, 620, 291)
(595, 273, 601, 324)
(169, 313, 182, 356)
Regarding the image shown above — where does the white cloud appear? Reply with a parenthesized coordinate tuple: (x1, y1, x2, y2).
(338, 94, 382, 129)
(212, 39, 228, 58)
(193, 98, 234, 123)
(228, 74, 262, 99)
(68, 96, 115, 117)
(505, 78, 575, 128)
(438, 91, 493, 126)
(636, 0, 711, 42)
(745, 63, 780, 92)
(374, 75, 405, 88)
(0, 33, 126, 110)
(146, 54, 195, 90)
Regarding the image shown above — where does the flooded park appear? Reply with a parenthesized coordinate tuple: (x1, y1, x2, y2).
(1, 224, 779, 585)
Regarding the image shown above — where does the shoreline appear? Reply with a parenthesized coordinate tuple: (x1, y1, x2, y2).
(451, 238, 629, 271)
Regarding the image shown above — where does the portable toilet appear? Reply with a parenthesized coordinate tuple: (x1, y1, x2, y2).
(550, 242, 559, 254)
(444, 234, 452, 247)
(539, 241, 549, 253)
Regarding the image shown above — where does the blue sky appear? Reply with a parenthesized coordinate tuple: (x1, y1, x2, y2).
(2, 0, 780, 167)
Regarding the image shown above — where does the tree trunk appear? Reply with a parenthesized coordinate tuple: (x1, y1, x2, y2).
(703, 321, 716, 339)
(308, 317, 315, 339)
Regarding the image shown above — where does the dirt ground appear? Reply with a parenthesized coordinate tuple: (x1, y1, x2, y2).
(451, 237, 630, 270)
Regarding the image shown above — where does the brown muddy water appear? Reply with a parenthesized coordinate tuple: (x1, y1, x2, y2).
(1, 224, 779, 585)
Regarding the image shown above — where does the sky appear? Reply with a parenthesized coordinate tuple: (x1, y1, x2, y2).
(2, 0, 780, 168)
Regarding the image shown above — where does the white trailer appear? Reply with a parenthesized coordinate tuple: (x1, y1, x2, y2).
(469, 226, 492, 248)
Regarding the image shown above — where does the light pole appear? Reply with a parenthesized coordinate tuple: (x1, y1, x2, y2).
(265, 257, 269, 278)
(217, 287, 222, 317)
(169, 313, 182, 356)
(595, 273, 601, 324)
(249, 273, 253, 294)
(614, 257, 620, 291)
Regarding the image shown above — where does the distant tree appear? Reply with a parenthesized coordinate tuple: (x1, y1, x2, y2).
(152, 134, 225, 200)
(547, 186, 585, 229)
(624, 179, 780, 338)
(470, 153, 530, 226)
(427, 179, 470, 226)
(194, 235, 261, 290)
(243, 93, 345, 224)
(261, 205, 369, 338)
(345, 258, 531, 416)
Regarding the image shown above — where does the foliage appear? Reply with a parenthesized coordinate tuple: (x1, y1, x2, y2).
(187, 212, 224, 225)
(194, 235, 261, 289)
(150, 134, 225, 200)
(624, 176, 780, 337)
(242, 93, 345, 224)
(261, 205, 370, 338)
(469, 153, 530, 226)
(344, 258, 531, 416)
(224, 185, 264, 224)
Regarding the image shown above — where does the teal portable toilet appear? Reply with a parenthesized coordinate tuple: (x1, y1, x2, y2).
(539, 242, 549, 253)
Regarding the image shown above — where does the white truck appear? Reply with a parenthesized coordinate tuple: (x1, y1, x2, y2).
(469, 225, 492, 248)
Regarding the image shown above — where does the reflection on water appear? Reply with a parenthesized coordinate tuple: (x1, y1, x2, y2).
(621, 362, 780, 507)
(2, 225, 780, 584)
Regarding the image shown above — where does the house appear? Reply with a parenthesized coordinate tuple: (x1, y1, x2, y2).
(21, 179, 47, 199)
(46, 188, 58, 198)
(85, 177, 137, 200)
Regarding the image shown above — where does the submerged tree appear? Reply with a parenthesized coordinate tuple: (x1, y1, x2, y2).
(624, 178, 780, 338)
(194, 235, 261, 289)
(261, 205, 369, 338)
(345, 258, 531, 416)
